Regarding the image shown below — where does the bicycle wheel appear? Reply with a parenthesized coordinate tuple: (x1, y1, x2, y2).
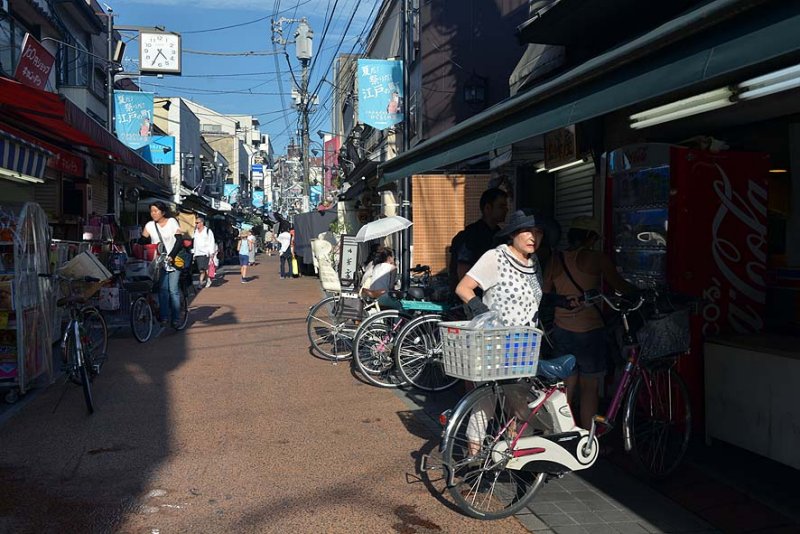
(130, 296, 154, 343)
(442, 382, 546, 519)
(624, 364, 691, 478)
(395, 314, 459, 392)
(65, 327, 94, 414)
(306, 296, 357, 361)
(80, 307, 108, 377)
(174, 291, 189, 330)
(353, 310, 407, 388)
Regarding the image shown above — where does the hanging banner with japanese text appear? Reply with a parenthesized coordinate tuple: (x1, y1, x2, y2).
(357, 59, 403, 130)
(114, 91, 153, 150)
(14, 34, 55, 91)
(252, 190, 264, 208)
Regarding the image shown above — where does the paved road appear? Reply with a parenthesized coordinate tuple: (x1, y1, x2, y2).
(0, 257, 528, 533)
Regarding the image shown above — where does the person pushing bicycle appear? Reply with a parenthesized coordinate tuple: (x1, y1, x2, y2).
(543, 216, 637, 429)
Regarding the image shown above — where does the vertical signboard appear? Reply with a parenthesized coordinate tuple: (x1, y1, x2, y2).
(323, 136, 341, 192)
(338, 235, 359, 288)
(357, 59, 403, 130)
(114, 91, 154, 149)
(14, 34, 55, 91)
(224, 183, 239, 203)
(252, 190, 264, 208)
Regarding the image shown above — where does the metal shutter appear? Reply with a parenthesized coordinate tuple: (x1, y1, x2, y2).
(34, 170, 60, 218)
(554, 161, 595, 248)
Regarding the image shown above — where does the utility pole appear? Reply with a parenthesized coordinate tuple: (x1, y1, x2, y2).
(105, 6, 114, 132)
(400, 0, 412, 290)
(295, 20, 313, 205)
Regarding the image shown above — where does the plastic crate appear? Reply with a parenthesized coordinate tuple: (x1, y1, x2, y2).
(439, 321, 542, 381)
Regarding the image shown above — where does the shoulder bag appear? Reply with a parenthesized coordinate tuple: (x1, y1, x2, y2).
(149, 222, 169, 282)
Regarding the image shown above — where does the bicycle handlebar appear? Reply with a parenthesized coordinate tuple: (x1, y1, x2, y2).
(583, 289, 645, 314)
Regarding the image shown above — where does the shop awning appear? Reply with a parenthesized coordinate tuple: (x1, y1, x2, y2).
(0, 128, 52, 183)
(0, 77, 110, 155)
(380, 0, 800, 185)
(516, 0, 700, 46)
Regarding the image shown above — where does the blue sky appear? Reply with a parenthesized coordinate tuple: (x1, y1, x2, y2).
(113, 0, 381, 154)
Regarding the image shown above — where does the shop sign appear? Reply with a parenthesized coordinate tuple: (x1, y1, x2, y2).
(357, 59, 403, 130)
(139, 135, 175, 165)
(113, 91, 153, 150)
(544, 125, 577, 170)
(14, 34, 55, 91)
(323, 137, 340, 191)
(47, 149, 84, 177)
(338, 235, 359, 287)
(252, 190, 264, 208)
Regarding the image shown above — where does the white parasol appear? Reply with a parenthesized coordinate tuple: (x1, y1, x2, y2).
(354, 215, 413, 242)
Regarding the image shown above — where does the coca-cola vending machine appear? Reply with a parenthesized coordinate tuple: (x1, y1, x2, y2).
(606, 143, 769, 422)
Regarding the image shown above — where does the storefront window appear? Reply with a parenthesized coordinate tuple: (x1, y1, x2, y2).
(0, 13, 22, 77)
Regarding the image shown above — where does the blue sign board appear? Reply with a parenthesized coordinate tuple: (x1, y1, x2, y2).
(251, 164, 263, 174)
(309, 185, 322, 208)
(139, 135, 175, 164)
(224, 183, 239, 203)
(114, 90, 153, 149)
(252, 190, 264, 208)
(357, 59, 403, 130)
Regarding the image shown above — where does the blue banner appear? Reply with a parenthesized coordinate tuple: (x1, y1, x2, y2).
(357, 59, 403, 130)
(224, 183, 239, 203)
(309, 185, 322, 208)
(114, 91, 153, 149)
(252, 190, 264, 208)
(139, 135, 175, 164)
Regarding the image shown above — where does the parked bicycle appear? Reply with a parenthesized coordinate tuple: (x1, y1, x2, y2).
(42, 273, 109, 414)
(421, 290, 691, 519)
(353, 266, 456, 389)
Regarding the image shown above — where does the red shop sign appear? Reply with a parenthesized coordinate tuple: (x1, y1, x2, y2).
(14, 33, 56, 91)
(47, 149, 85, 177)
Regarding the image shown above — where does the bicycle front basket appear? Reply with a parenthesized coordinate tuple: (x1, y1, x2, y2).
(637, 308, 691, 360)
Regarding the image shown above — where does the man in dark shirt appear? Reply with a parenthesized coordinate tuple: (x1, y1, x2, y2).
(448, 188, 509, 293)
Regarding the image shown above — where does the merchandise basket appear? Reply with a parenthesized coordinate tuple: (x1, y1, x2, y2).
(439, 321, 543, 381)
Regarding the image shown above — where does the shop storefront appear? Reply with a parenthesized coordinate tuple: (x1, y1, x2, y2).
(378, 0, 800, 467)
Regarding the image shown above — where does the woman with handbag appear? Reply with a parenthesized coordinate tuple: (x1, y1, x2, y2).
(142, 201, 184, 328)
(543, 216, 636, 429)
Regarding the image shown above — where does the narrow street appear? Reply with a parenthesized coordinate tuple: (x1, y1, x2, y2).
(0, 257, 528, 534)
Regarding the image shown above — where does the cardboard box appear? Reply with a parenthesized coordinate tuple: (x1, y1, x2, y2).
(57, 251, 112, 282)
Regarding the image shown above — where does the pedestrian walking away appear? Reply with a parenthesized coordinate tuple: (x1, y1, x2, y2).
(277, 227, 292, 279)
(247, 232, 256, 266)
(193, 214, 215, 288)
(238, 231, 251, 283)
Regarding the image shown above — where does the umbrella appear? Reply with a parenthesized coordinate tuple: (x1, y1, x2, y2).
(355, 215, 412, 242)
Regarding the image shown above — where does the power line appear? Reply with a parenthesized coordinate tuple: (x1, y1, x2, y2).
(183, 49, 282, 57)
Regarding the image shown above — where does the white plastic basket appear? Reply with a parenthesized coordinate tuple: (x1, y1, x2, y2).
(439, 321, 543, 381)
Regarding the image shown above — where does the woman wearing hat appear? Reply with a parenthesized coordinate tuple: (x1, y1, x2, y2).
(544, 215, 635, 430)
(455, 210, 544, 327)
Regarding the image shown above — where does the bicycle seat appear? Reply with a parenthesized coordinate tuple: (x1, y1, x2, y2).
(406, 286, 426, 300)
(537, 354, 576, 381)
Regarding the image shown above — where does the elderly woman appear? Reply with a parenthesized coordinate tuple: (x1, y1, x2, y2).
(456, 210, 544, 326)
(455, 210, 545, 455)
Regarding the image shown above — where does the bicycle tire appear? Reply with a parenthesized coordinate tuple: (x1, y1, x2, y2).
(65, 326, 94, 414)
(352, 310, 407, 388)
(306, 295, 357, 361)
(80, 307, 108, 377)
(624, 364, 691, 479)
(78, 349, 94, 414)
(395, 314, 458, 392)
(442, 382, 546, 519)
(174, 291, 189, 330)
(130, 296, 154, 343)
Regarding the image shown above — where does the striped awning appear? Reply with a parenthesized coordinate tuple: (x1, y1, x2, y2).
(0, 129, 52, 183)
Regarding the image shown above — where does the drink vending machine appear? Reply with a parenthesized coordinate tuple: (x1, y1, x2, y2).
(606, 143, 770, 421)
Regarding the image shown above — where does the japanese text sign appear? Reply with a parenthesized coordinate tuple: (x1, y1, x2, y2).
(14, 34, 55, 91)
(338, 235, 359, 287)
(357, 59, 403, 130)
(114, 91, 154, 150)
